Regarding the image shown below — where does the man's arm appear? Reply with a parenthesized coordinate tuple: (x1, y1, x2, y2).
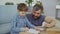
(44, 16, 56, 28)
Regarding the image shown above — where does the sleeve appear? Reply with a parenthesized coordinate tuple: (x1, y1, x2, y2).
(25, 17, 35, 29)
(11, 15, 25, 32)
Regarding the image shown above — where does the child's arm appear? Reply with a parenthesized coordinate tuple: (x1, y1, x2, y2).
(11, 16, 24, 32)
(25, 17, 35, 29)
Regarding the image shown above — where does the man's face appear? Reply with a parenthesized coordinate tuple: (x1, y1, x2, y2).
(18, 10, 26, 17)
(32, 9, 42, 19)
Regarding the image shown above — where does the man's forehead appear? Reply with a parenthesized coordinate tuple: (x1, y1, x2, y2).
(33, 7, 40, 11)
(33, 9, 41, 12)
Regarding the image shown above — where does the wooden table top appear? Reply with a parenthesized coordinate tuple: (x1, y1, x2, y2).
(19, 27, 60, 34)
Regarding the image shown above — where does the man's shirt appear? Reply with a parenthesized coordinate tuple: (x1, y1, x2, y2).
(26, 14, 45, 26)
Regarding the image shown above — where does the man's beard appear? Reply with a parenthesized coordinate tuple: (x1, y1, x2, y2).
(33, 15, 40, 20)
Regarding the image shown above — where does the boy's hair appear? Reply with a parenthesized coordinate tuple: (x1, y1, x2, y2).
(33, 3, 43, 13)
(17, 3, 28, 11)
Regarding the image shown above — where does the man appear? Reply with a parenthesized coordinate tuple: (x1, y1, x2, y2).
(26, 4, 56, 28)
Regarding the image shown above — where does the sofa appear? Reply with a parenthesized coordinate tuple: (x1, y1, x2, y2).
(0, 5, 17, 34)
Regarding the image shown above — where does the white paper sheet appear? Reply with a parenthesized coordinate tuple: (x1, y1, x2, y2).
(27, 29, 40, 34)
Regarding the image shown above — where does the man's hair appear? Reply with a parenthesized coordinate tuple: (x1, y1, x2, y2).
(33, 3, 43, 13)
(17, 3, 28, 11)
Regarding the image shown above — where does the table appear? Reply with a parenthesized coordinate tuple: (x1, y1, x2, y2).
(19, 30, 46, 34)
(46, 27, 60, 34)
(19, 27, 60, 34)
(19, 31, 46, 34)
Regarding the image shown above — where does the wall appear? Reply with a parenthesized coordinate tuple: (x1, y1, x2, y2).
(0, 0, 57, 18)
(0, 0, 26, 5)
(56, 0, 60, 18)
(41, 0, 57, 18)
(0, 0, 40, 5)
(57, 0, 60, 5)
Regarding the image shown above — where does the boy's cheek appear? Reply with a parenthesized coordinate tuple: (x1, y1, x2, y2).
(22, 14, 26, 16)
(18, 12, 26, 16)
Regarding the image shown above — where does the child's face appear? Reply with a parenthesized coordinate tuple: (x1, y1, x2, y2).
(18, 10, 26, 17)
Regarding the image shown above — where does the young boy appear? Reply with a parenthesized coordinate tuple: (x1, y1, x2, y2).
(10, 3, 36, 34)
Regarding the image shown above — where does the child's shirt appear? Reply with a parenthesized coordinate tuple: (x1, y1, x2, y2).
(11, 14, 35, 34)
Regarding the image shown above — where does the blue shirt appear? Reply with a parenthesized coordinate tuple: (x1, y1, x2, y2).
(26, 14, 45, 26)
(11, 14, 35, 34)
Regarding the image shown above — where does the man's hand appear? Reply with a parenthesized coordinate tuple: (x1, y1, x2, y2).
(24, 27, 29, 32)
(44, 23, 52, 28)
(45, 16, 56, 28)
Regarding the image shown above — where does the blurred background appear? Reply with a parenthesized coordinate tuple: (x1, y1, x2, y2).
(0, 0, 60, 34)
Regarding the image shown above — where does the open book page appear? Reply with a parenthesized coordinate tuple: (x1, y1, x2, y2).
(27, 29, 40, 34)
